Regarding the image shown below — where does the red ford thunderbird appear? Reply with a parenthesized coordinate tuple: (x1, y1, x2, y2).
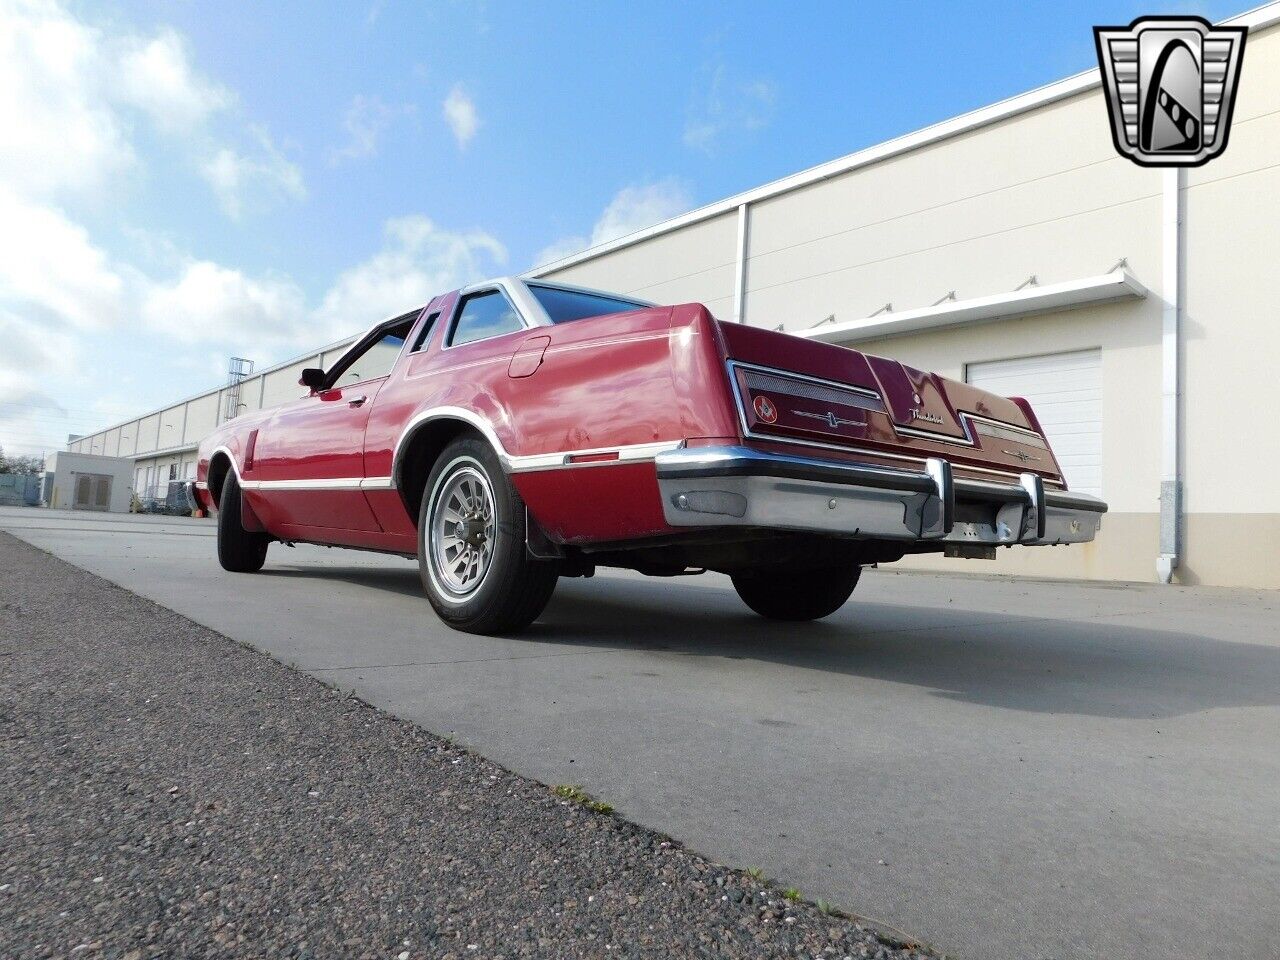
(192, 277, 1106, 634)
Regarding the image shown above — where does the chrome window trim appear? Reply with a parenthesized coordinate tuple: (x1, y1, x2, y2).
(441, 279, 541, 351)
(525, 277, 657, 307)
(322, 307, 425, 390)
(408, 308, 444, 354)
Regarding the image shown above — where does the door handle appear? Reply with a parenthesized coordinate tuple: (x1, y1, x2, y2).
(348, 395, 368, 407)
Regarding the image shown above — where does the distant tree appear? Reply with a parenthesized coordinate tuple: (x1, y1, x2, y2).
(0, 445, 45, 475)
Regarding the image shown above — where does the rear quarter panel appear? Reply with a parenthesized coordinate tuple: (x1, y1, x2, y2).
(366, 303, 742, 544)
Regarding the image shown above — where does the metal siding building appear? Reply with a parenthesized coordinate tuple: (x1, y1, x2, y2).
(67, 5, 1280, 588)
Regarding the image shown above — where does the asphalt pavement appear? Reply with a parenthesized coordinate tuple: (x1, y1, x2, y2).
(2, 505, 1278, 960)
(1, 530, 930, 959)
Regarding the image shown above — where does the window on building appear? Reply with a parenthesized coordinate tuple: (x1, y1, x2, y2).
(528, 285, 648, 324)
(447, 290, 524, 346)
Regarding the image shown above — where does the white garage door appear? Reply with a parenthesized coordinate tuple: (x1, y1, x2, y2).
(966, 349, 1102, 497)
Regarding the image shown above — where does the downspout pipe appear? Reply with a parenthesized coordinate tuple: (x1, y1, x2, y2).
(733, 203, 750, 323)
(1157, 167, 1184, 584)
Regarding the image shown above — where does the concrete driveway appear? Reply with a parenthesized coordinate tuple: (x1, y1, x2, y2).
(3, 505, 1277, 960)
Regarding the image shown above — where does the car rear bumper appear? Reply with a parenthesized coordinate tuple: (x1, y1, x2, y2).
(655, 446, 1106, 547)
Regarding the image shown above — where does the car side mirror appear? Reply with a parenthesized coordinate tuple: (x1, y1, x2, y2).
(299, 367, 326, 391)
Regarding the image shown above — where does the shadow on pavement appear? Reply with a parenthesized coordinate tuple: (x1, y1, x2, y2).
(257, 563, 1280, 721)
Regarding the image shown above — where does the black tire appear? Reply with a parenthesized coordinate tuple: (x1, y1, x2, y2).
(418, 436, 559, 635)
(217, 472, 269, 573)
(731, 565, 861, 621)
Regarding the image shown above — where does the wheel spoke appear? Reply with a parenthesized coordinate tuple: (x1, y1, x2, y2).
(429, 463, 498, 596)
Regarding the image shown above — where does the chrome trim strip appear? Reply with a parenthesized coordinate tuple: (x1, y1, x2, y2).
(226, 475, 395, 492)
(892, 423, 976, 446)
(240, 478, 365, 491)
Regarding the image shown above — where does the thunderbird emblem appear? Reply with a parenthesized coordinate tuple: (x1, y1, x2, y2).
(1094, 16, 1246, 167)
(793, 409, 863, 430)
(1003, 449, 1040, 464)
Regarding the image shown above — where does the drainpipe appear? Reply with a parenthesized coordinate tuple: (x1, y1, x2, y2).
(732, 202, 750, 323)
(1157, 167, 1184, 584)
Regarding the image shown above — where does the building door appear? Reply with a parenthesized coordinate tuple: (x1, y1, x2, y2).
(966, 348, 1102, 497)
(73, 473, 113, 511)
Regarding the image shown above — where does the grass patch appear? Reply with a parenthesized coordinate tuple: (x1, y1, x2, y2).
(553, 784, 614, 814)
(744, 866, 765, 881)
(782, 887, 802, 902)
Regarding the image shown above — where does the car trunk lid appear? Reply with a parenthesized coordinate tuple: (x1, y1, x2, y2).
(714, 320, 1063, 482)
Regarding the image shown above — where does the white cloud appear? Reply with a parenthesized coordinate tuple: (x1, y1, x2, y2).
(139, 215, 506, 358)
(202, 128, 306, 219)
(2, 0, 297, 224)
(0, 188, 126, 330)
(534, 179, 692, 268)
(442, 84, 479, 148)
(0, 0, 134, 198)
(314, 215, 505, 340)
(684, 65, 776, 154)
(113, 29, 231, 132)
(330, 95, 412, 165)
(141, 260, 308, 351)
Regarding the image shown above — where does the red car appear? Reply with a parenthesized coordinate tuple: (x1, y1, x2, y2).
(193, 277, 1106, 634)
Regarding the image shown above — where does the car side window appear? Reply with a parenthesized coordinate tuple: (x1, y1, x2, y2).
(448, 290, 524, 347)
(331, 316, 416, 386)
(411, 312, 441, 352)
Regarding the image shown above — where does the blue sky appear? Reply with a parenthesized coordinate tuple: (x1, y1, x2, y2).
(0, 0, 1240, 455)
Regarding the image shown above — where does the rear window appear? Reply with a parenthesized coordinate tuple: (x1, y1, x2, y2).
(528, 285, 647, 324)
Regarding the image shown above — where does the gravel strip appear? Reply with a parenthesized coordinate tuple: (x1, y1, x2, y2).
(0, 531, 940, 960)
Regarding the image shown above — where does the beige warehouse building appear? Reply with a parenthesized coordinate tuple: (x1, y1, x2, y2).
(68, 4, 1280, 589)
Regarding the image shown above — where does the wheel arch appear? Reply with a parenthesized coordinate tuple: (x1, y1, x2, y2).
(393, 410, 509, 524)
(206, 448, 240, 508)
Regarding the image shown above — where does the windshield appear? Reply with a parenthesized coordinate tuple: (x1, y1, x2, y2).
(528, 284, 649, 324)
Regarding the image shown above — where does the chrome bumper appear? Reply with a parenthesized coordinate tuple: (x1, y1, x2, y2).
(655, 446, 1106, 547)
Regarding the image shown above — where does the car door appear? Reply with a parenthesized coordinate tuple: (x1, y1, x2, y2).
(250, 313, 418, 531)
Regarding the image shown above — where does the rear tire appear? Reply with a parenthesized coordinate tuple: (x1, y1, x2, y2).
(731, 565, 860, 621)
(418, 436, 559, 635)
(216, 472, 269, 573)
